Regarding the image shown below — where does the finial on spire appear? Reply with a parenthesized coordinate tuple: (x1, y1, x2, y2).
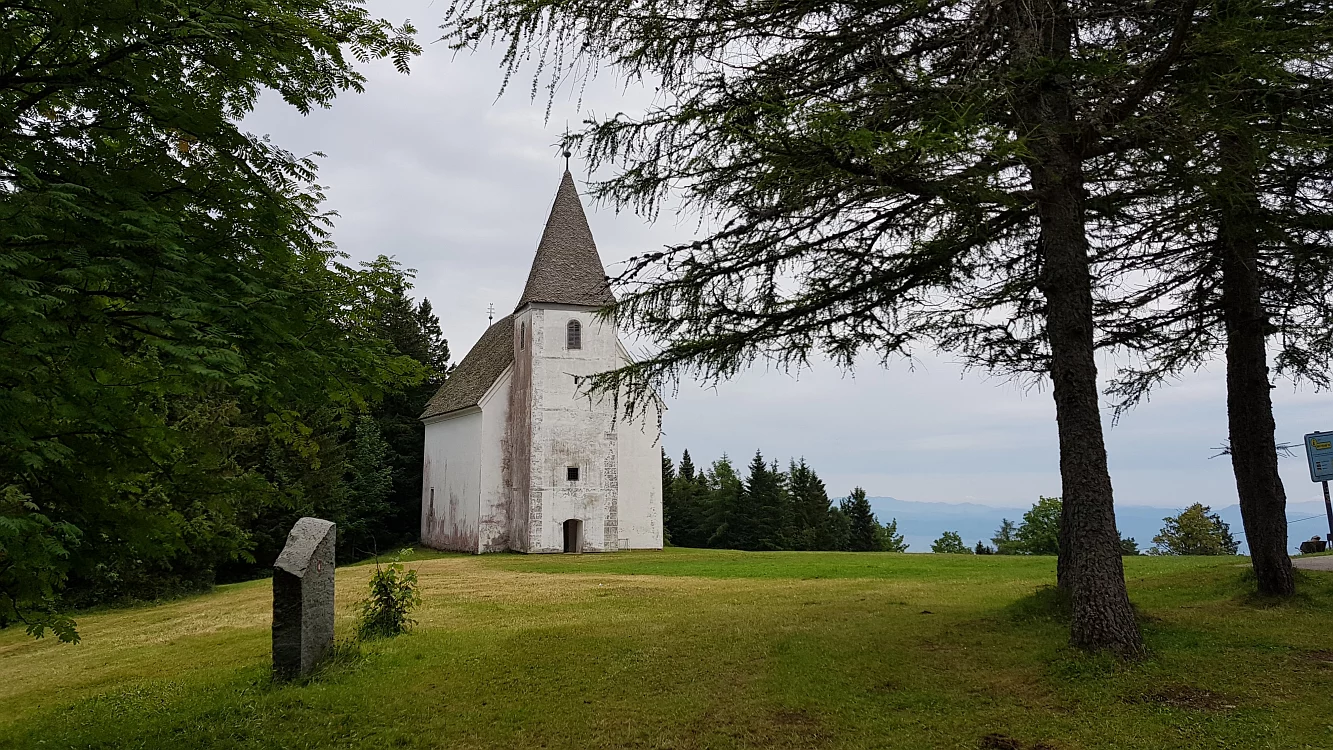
(487, 302, 494, 325)
(562, 148, 571, 172)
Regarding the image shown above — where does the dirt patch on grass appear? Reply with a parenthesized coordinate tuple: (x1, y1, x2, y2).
(1126, 684, 1237, 711)
(979, 733, 1057, 749)
(1298, 649, 1333, 665)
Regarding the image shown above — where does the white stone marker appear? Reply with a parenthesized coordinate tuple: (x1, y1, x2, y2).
(272, 517, 336, 679)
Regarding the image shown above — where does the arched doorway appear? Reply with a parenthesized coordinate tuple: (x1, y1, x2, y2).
(563, 519, 583, 553)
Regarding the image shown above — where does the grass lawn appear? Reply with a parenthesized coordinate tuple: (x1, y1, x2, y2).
(2, 549, 1332, 749)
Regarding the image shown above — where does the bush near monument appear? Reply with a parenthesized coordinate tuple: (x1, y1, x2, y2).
(355, 554, 422, 641)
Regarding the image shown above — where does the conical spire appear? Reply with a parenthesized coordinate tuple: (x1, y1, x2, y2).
(514, 170, 616, 311)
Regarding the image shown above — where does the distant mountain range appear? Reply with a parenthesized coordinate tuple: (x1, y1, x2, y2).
(865, 496, 1331, 555)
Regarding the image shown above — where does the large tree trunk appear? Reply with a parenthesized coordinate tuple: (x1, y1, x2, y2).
(1218, 132, 1295, 597)
(1009, 0, 1144, 656)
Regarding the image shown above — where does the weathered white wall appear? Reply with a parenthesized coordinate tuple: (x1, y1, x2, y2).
(506, 310, 535, 552)
(526, 305, 620, 553)
(421, 410, 482, 552)
(478, 367, 513, 552)
(616, 384, 664, 550)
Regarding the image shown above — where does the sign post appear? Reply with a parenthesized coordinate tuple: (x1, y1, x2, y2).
(1304, 431, 1333, 542)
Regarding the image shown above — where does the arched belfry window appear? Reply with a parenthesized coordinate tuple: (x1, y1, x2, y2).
(566, 319, 582, 350)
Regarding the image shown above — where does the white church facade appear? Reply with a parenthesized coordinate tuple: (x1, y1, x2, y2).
(418, 169, 664, 554)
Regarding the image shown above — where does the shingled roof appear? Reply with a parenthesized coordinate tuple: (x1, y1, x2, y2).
(514, 170, 616, 311)
(420, 314, 515, 420)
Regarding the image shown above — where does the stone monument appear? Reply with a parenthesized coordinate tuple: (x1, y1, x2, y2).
(272, 517, 336, 679)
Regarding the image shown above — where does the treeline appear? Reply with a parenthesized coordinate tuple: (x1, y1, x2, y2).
(662, 451, 907, 552)
(930, 497, 1238, 557)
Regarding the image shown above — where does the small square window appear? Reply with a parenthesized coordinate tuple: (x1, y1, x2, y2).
(566, 466, 580, 481)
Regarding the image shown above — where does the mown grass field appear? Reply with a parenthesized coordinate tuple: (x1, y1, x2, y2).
(2, 549, 1332, 749)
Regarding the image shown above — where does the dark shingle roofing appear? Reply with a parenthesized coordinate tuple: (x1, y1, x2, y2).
(419, 314, 515, 420)
(514, 170, 616, 311)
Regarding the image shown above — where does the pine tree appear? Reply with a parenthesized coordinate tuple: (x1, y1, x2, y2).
(992, 520, 1020, 555)
(703, 456, 743, 549)
(660, 449, 678, 545)
(877, 518, 908, 553)
(789, 458, 837, 550)
(670, 450, 711, 547)
(842, 487, 879, 553)
(739, 451, 787, 550)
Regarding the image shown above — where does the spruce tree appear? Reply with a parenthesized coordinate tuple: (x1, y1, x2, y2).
(842, 487, 879, 553)
(790, 458, 838, 550)
(661, 449, 678, 545)
(877, 518, 908, 553)
(671, 450, 711, 547)
(992, 520, 1020, 555)
(739, 451, 787, 551)
(703, 456, 743, 549)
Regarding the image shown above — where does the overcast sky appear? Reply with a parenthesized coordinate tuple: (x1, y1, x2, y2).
(245, 0, 1333, 512)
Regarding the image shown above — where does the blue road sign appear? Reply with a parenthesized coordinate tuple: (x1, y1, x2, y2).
(1306, 431, 1333, 483)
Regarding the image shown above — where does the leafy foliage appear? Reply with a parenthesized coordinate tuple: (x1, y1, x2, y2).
(1014, 497, 1064, 557)
(1152, 505, 1240, 556)
(0, 487, 81, 641)
(0, 0, 426, 640)
(931, 532, 970, 555)
(355, 553, 421, 640)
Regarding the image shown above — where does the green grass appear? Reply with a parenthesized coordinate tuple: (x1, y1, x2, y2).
(2, 549, 1332, 749)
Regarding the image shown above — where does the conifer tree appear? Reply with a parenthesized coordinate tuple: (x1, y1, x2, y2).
(842, 487, 879, 553)
(739, 451, 787, 550)
(704, 456, 743, 549)
(671, 450, 712, 547)
(661, 449, 678, 545)
(877, 518, 909, 553)
(364, 261, 452, 550)
(789, 459, 839, 550)
(1094, 2, 1333, 597)
(992, 520, 1020, 555)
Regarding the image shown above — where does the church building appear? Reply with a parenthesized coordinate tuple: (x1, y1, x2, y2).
(418, 169, 664, 554)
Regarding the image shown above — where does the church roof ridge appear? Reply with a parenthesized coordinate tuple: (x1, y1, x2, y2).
(514, 170, 616, 311)
(420, 314, 515, 420)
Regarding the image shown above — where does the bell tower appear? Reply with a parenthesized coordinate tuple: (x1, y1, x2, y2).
(505, 168, 621, 553)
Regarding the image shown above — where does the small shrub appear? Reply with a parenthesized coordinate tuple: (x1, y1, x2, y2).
(355, 552, 421, 640)
(930, 531, 970, 554)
